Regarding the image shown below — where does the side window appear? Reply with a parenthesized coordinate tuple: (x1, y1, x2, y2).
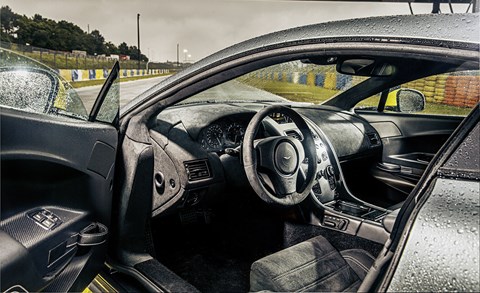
(356, 70, 479, 116)
(356, 93, 381, 109)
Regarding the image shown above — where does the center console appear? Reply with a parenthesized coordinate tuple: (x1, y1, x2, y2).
(299, 114, 400, 244)
(307, 198, 398, 244)
(309, 170, 397, 244)
(329, 200, 388, 223)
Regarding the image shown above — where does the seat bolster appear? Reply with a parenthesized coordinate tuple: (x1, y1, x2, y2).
(340, 249, 375, 280)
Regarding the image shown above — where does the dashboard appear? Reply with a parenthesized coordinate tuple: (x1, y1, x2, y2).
(149, 102, 382, 216)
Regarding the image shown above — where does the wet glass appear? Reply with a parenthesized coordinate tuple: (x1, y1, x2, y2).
(0, 49, 88, 119)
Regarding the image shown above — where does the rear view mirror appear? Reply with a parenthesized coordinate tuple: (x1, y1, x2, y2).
(337, 58, 396, 77)
(388, 88, 426, 113)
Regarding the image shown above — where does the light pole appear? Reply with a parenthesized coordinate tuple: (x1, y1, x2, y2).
(137, 13, 141, 70)
(177, 44, 179, 67)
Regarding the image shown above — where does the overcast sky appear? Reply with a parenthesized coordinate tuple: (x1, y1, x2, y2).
(2, 0, 470, 62)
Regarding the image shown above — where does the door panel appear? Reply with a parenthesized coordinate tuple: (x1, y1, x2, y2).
(356, 111, 463, 204)
(0, 107, 117, 292)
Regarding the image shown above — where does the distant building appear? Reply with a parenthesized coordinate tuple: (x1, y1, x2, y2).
(119, 54, 130, 61)
(72, 50, 87, 56)
(108, 54, 120, 60)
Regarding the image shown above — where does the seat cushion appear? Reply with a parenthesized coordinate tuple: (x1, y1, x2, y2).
(250, 236, 374, 292)
(340, 249, 375, 280)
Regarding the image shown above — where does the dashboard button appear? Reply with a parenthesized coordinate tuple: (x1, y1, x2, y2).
(42, 219, 55, 229)
(29, 209, 62, 230)
(321, 152, 328, 161)
(33, 212, 45, 222)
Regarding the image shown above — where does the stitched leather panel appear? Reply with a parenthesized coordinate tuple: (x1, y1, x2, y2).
(250, 236, 365, 292)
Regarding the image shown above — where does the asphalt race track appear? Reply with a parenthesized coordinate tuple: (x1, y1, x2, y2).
(76, 77, 288, 113)
(76, 75, 170, 112)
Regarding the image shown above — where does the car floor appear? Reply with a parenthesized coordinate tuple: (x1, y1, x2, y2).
(151, 192, 384, 292)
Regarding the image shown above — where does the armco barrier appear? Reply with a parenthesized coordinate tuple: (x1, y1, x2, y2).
(58, 68, 170, 82)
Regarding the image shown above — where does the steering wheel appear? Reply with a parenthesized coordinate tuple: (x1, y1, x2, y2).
(242, 105, 317, 206)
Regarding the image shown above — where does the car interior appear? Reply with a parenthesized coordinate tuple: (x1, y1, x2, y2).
(111, 51, 477, 291)
(1, 33, 478, 292)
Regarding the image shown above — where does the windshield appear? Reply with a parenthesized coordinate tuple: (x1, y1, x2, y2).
(177, 61, 368, 105)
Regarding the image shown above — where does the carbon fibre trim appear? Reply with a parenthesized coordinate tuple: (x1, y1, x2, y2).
(42, 253, 91, 292)
(0, 207, 86, 248)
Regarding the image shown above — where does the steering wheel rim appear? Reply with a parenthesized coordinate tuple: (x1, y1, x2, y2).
(242, 105, 317, 206)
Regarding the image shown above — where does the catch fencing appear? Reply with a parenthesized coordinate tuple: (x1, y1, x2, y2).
(0, 41, 175, 70)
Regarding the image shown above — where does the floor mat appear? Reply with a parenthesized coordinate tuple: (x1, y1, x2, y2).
(153, 206, 385, 292)
(153, 204, 286, 292)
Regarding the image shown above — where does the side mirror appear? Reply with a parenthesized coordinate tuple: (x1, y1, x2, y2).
(0, 49, 88, 118)
(0, 67, 88, 118)
(387, 88, 426, 113)
(0, 67, 57, 112)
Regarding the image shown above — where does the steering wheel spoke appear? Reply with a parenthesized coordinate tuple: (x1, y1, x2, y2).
(243, 105, 317, 206)
(259, 168, 299, 196)
(291, 137, 306, 163)
(255, 137, 281, 172)
(273, 171, 299, 196)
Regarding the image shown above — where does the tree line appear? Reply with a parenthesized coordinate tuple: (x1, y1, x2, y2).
(0, 6, 148, 61)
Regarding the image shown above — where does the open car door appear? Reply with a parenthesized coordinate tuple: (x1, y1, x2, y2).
(0, 50, 120, 292)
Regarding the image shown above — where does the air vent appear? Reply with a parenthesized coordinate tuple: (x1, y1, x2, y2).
(367, 133, 381, 147)
(184, 160, 211, 181)
(285, 130, 302, 140)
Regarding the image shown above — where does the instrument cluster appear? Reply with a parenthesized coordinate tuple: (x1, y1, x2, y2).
(199, 120, 247, 152)
(198, 113, 295, 152)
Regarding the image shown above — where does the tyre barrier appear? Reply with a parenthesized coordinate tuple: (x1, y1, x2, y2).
(401, 74, 479, 108)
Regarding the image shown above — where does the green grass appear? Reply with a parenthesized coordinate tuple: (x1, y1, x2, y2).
(240, 78, 472, 116)
(70, 73, 171, 88)
(423, 103, 472, 116)
(239, 78, 339, 104)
